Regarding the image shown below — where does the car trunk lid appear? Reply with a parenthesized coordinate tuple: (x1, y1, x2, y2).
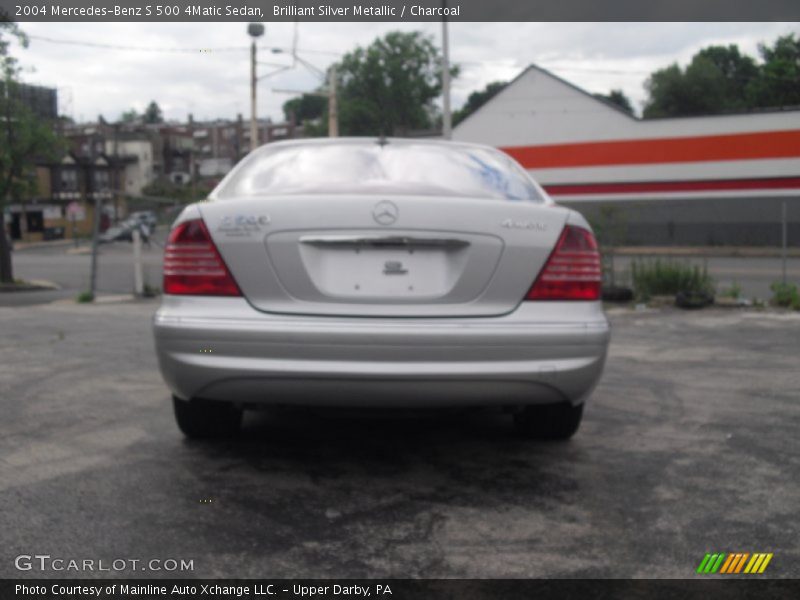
(198, 195, 569, 317)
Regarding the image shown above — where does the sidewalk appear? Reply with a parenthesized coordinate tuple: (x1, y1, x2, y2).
(12, 238, 78, 251)
(613, 246, 800, 258)
(14, 238, 165, 253)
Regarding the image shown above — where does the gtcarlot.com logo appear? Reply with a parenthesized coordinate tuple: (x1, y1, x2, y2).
(696, 552, 773, 574)
(14, 554, 194, 572)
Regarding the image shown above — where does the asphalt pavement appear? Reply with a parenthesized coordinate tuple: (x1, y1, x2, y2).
(6, 235, 166, 301)
(1, 301, 798, 578)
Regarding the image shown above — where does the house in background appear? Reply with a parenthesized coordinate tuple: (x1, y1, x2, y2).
(5, 83, 307, 243)
(192, 113, 304, 180)
(7, 150, 121, 243)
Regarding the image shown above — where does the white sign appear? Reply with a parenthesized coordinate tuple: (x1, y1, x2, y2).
(43, 206, 62, 220)
(66, 201, 86, 221)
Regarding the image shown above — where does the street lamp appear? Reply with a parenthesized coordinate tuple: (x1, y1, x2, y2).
(247, 23, 265, 152)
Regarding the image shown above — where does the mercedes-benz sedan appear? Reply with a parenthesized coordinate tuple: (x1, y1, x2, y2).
(153, 138, 610, 439)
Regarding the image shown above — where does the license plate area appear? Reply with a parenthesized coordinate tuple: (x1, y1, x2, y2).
(309, 246, 451, 298)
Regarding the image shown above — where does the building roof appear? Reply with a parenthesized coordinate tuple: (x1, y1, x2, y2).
(456, 64, 800, 132)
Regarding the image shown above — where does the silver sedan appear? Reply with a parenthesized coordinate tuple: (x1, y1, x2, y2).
(153, 138, 610, 439)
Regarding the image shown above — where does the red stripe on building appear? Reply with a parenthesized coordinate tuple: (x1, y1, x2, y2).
(544, 177, 800, 196)
(502, 130, 800, 169)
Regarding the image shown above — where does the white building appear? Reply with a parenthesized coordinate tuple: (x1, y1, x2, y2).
(105, 138, 155, 197)
(454, 65, 800, 245)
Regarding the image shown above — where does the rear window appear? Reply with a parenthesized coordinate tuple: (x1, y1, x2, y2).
(215, 142, 543, 202)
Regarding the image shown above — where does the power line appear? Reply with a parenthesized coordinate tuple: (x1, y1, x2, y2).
(28, 33, 345, 59)
(21, 34, 647, 75)
(271, 47, 343, 57)
(26, 33, 798, 82)
(28, 34, 249, 53)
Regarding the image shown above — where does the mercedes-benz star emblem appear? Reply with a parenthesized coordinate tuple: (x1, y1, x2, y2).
(372, 200, 399, 226)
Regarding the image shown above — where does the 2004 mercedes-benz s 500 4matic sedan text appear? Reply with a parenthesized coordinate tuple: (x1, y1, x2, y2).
(153, 138, 610, 439)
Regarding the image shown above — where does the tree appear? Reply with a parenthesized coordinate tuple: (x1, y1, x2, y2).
(0, 23, 62, 283)
(143, 101, 163, 124)
(453, 80, 507, 125)
(639, 36, 800, 118)
(119, 108, 139, 123)
(593, 89, 634, 115)
(747, 34, 800, 108)
(643, 44, 759, 118)
(282, 92, 328, 136)
(282, 93, 327, 124)
(335, 31, 458, 136)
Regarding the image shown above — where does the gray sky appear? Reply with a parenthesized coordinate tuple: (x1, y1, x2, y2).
(9, 22, 799, 123)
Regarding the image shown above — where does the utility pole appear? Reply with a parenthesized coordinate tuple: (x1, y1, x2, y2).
(113, 123, 119, 224)
(328, 64, 338, 137)
(250, 39, 257, 151)
(781, 200, 788, 285)
(188, 113, 196, 200)
(441, 2, 452, 140)
(248, 23, 265, 152)
(89, 174, 100, 300)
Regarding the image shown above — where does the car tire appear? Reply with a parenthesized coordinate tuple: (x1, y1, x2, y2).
(513, 403, 583, 440)
(172, 396, 243, 438)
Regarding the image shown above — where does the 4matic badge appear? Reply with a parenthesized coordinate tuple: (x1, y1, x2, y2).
(217, 214, 271, 237)
(500, 218, 548, 231)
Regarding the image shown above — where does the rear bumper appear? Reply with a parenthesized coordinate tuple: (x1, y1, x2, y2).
(153, 297, 610, 407)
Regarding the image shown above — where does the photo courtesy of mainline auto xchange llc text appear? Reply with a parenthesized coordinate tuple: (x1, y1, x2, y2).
(1, 0, 799, 598)
(14, 584, 390, 597)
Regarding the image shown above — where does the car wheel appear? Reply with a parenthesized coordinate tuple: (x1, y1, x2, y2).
(172, 396, 242, 438)
(513, 403, 583, 440)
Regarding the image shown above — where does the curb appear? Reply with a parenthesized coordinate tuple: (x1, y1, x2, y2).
(614, 246, 800, 258)
(0, 279, 61, 292)
(12, 239, 77, 251)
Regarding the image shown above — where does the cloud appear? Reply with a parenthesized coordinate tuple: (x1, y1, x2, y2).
(9, 21, 799, 122)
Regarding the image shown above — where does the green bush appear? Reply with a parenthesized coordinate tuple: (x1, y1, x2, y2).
(75, 291, 94, 303)
(631, 259, 714, 301)
(721, 281, 742, 299)
(142, 283, 161, 298)
(769, 282, 800, 310)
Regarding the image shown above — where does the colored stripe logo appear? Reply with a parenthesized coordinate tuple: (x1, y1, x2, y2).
(696, 552, 773, 574)
(501, 130, 800, 170)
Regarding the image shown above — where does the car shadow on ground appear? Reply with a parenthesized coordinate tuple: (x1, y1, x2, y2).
(174, 406, 588, 505)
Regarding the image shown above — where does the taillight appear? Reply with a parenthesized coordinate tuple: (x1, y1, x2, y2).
(163, 218, 241, 296)
(525, 225, 602, 301)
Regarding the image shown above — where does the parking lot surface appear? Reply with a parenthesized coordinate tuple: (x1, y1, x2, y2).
(1, 301, 798, 578)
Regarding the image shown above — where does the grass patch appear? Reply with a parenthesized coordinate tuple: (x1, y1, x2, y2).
(770, 282, 800, 310)
(142, 283, 161, 298)
(631, 259, 714, 301)
(720, 281, 742, 299)
(75, 291, 95, 303)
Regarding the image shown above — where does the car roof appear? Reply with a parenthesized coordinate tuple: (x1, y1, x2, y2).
(253, 137, 503, 155)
